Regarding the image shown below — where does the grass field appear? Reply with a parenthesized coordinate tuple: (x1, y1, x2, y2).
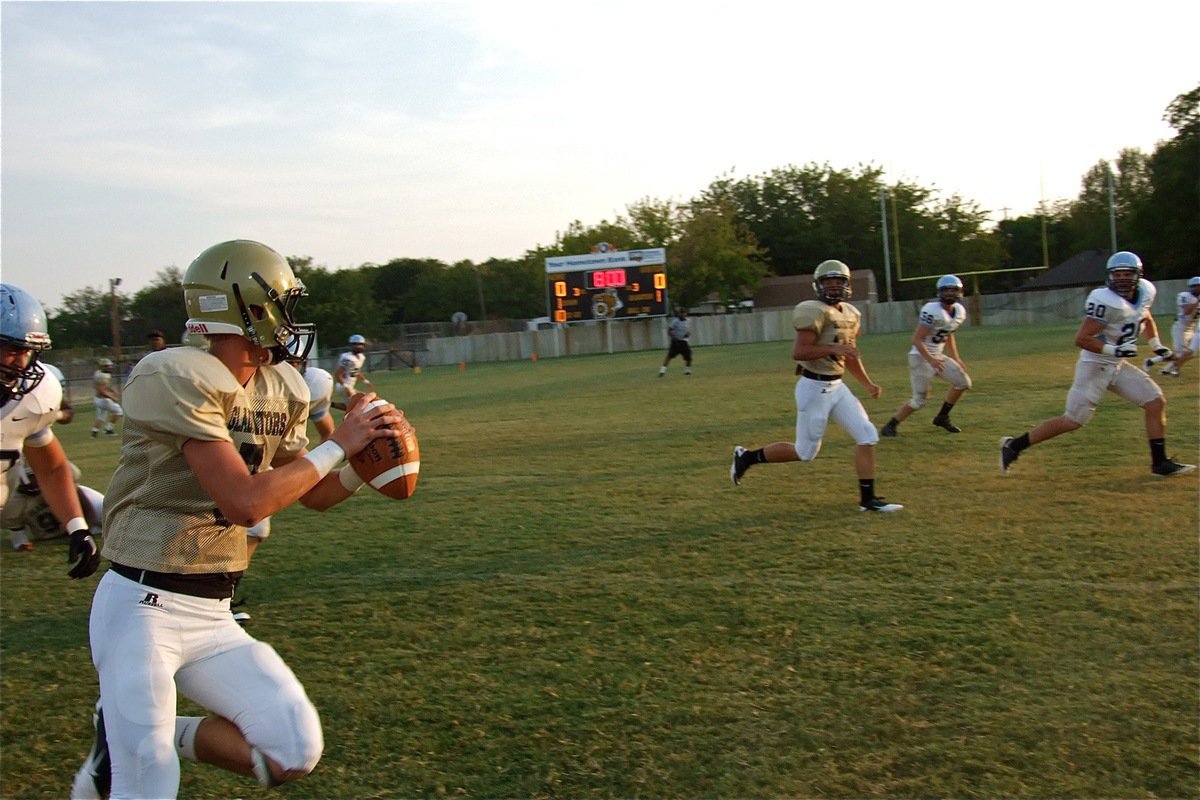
(1, 319, 1197, 799)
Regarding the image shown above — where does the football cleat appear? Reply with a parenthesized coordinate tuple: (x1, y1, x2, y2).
(879, 422, 897, 437)
(730, 446, 748, 486)
(931, 416, 961, 433)
(1151, 459, 1196, 477)
(999, 436, 1020, 474)
(1145, 357, 1157, 371)
(70, 701, 111, 800)
(859, 497, 903, 512)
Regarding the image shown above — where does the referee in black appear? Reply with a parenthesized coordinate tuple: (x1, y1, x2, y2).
(658, 306, 692, 377)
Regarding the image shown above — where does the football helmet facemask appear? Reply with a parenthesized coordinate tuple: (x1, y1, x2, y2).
(936, 274, 963, 306)
(183, 240, 315, 365)
(812, 260, 852, 304)
(0, 284, 52, 404)
(1105, 251, 1142, 298)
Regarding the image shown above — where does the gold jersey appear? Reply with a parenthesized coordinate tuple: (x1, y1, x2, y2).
(101, 347, 310, 574)
(792, 300, 861, 377)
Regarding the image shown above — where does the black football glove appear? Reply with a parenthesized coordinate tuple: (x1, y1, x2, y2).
(68, 529, 101, 579)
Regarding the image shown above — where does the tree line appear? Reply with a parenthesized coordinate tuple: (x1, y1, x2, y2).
(47, 85, 1198, 351)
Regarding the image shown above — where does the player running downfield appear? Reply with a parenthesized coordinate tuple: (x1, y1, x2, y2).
(1000, 251, 1194, 477)
(730, 259, 902, 512)
(1147, 275, 1200, 377)
(880, 274, 972, 437)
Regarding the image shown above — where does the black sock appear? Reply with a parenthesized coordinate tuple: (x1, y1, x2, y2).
(749, 448, 767, 464)
(937, 402, 954, 418)
(859, 479, 875, 505)
(1011, 432, 1031, 453)
(886, 417, 900, 428)
(1149, 438, 1167, 466)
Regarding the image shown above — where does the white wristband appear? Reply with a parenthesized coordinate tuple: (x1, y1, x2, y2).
(302, 440, 346, 479)
(65, 516, 88, 535)
(338, 466, 365, 493)
(1101, 343, 1116, 357)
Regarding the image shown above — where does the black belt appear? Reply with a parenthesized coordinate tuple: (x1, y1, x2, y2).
(801, 369, 841, 382)
(110, 562, 241, 599)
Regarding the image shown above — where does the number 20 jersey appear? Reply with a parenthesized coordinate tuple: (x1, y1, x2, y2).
(101, 347, 310, 574)
(1078, 286, 1146, 366)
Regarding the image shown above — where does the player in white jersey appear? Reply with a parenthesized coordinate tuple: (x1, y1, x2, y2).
(730, 260, 902, 512)
(1147, 276, 1200, 377)
(3, 458, 104, 550)
(334, 333, 374, 402)
(880, 274, 972, 437)
(0, 284, 100, 576)
(90, 357, 123, 437)
(71, 240, 405, 799)
(1000, 252, 1194, 477)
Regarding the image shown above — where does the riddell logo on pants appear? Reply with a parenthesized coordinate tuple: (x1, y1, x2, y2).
(138, 592, 165, 610)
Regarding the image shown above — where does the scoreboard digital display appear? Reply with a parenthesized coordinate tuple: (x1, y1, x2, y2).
(545, 247, 668, 323)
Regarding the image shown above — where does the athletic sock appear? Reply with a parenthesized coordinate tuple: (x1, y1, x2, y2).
(858, 479, 876, 505)
(1149, 438, 1167, 466)
(937, 401, 955, 418)
(1011, 432, 1031, 453)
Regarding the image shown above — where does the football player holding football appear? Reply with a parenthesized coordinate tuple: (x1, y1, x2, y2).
(880, 274, 972, 437)
(1000, 251, 1194, 477)
(0, 283, 100, 575)
(89, 357, 123, 438)
(71, 240, 405, 799)
(730, 260, 903, 512)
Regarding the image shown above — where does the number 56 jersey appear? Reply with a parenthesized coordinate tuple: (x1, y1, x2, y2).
(1078, 286, 1146, 366)
(101, 347, 310, 574)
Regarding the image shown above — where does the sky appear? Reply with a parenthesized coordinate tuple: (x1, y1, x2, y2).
(2, 0, 1196, 312)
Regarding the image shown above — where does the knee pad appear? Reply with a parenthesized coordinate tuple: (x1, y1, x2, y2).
(239, 642, 324, 774)
(908, 394, 928, 410)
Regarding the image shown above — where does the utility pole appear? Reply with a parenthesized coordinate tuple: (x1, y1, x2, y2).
(109, 277, 122, 360)
(879, 189, 893, 302)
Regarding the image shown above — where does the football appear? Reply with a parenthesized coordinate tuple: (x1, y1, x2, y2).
(348, 399, 420, 500)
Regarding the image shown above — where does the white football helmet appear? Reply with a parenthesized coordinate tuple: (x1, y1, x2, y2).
(183, 240, 315, 365)
(812, 260, 852, 303)
(1188, 276, 1200, 295)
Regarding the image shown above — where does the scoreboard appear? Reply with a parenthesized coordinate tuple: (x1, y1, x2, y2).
(545, 247, 668, 323)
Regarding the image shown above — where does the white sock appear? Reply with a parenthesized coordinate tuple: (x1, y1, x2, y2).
(174, 716, 204, 761)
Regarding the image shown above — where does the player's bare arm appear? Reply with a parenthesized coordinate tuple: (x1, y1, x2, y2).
(1073, 317, 1111, 354)
(791, 329, 855, 362)
(24, 436, 99, 577)
(181, 396, 401, 524)
(911, 323, 942, 371)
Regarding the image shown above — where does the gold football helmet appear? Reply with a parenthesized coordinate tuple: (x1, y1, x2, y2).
(183, 240, 315, 364)
(812, 260, 852, 303)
